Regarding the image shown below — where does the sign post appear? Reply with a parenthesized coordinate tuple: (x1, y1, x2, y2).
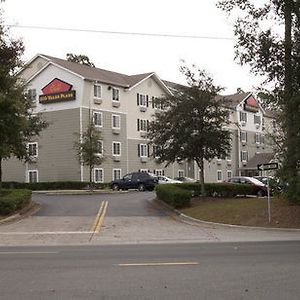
(257, 162, 279, 223)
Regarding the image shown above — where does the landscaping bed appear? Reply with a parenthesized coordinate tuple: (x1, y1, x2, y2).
(180, 196, 300, 229)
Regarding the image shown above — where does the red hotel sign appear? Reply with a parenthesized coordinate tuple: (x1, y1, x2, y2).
(39, 78, 76, 104)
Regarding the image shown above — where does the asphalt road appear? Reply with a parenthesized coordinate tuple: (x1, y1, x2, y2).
(1, 191, 300, 246)
(0, 241, 300, 299)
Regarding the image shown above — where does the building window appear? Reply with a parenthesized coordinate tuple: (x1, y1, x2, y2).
(93, 112, 103, 127)
(139, 169, 148, 173)
(217, 170, 223, 182)
(255, 133, 261, 144)
(27, 89, 37, 105)
(112, 114, 121, 129)
(254, 115, 261, 125)
(178, 170, 184, 177)
(226, 152, 232, 161)
(154, 169, 164, 176)
(227, 170, 232, 180)
(137, 93, 148, 107)
(28, 170, 38, 183)
(94, 84, 102, 98)
(113, 169, 121, 180)
(27, 142, 38, 157)
(152, 96, 163, 110)
(152, 145, 160, 158)
(138, 144, 148, 157)
(240, 111, 247, 122)
(94, 168, 104, 183)
(240, 131, 247, 143)
(112, 142, 121, 156)
(96, 140, 103, 155)
(137, 119, 149, 132)
(112, 88, 119, 101)
(241, 151, 248, 162)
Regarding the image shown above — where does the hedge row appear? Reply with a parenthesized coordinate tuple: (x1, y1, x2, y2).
(2, 181, 109, 191)
(155, 184, 192, 208)
(0, 189, 32, 215)
(178, 182, 255, 197)
(156, 182, 256, 209)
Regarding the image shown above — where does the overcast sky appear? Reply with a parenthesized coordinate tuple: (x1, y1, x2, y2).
(1, 0, 263, 94)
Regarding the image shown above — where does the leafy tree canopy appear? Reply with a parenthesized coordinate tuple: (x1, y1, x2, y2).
(148, 64, 231, 194)
(0, 20, 48, 187)
(66, 53, 95, 67)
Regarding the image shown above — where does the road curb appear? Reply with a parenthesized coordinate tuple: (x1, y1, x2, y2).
(0, 201, 41, 225)
(33, 190, 127, 195)
(152, 198, 300, 233)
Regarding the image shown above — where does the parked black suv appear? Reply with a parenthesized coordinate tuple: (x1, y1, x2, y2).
(110, 172, 158, 191)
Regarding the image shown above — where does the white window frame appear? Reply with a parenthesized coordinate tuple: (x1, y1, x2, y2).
(226, 152, 232, 161)
(96, 140, 103, 155)
(139, 144, 148, 158)
(217, 170, 223, 182)
(112, 88, 120, 101)
(240, 111, 247, 122)
(27, 170, 38, 183)
(227, 170, 232, 180)
(155, 169, 163, 176)
(113, 168, 122, 180)
(94, 168, 104, 183)
(27, 142, 38, 157)
(240, 131, 247, 143)
(254, 115, 261, 125)
(255, 133, 261, 145)
(139, 169, 148, 173)
(112, 114, 121, 129)
(94, 84, 102, 99)
(139, 119, 148, 132)
(178, 170, 185, 177)
(27, 89, 37, 105)
(138, 94, 147, 107)
(112, 141, 121, 156)
(241, 151, 248, 162)
(93, 111, 103, 127)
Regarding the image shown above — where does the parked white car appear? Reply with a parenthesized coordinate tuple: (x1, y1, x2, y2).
(157, 176, 182, 184)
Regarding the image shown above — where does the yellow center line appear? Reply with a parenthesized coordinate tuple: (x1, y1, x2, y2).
(90, 201, 105, 232)
(95, 200, 108, 233)
(117, 262, 199, 267)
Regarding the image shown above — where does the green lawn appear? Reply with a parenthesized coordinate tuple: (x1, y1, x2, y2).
(180, 197, 300, 228)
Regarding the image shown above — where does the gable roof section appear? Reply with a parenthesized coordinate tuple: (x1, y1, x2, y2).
(241, 152, 274, 170)
(35, 55, 170, 94)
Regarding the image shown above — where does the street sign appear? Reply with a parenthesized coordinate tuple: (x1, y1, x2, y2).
(257, 162, 278, 171)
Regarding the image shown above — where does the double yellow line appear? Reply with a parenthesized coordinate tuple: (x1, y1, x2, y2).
(90, 200, 108, 234)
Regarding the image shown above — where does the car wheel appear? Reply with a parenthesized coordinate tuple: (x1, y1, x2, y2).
(112, 184, 119, 191)
(138, 184, 146, 192)
(257, 190, 265, 197)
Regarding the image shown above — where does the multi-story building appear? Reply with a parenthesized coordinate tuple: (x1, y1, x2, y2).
(2, 54, 276, 183)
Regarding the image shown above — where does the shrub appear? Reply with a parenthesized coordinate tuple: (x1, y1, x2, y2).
(0, 189, 32, 215)
(179, 182, 255, 197)
(156, 184, 192, 208)
(2, 181, 109, 191)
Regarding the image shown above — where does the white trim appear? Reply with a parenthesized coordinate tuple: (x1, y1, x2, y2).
(112, 168, 122, 180)
(112, 141, 121, 156)
(27, 170, 39, 183)
(217, 170, 223, 182)
(112, 114, 121, 129)
(94, 168, 104, 183)
(128, 72, 173, 95)
(27, 142, 38, 158)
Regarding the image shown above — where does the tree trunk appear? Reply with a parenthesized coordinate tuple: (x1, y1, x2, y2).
(89, 165, 93, 191)
(0, 156, 2, 191)
(196, 158, 205, 196)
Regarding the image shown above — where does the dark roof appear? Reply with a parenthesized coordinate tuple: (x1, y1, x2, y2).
(215, 92, 251, 109)
(242, 152, 274, 170)
(41, 54, 154, 88)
